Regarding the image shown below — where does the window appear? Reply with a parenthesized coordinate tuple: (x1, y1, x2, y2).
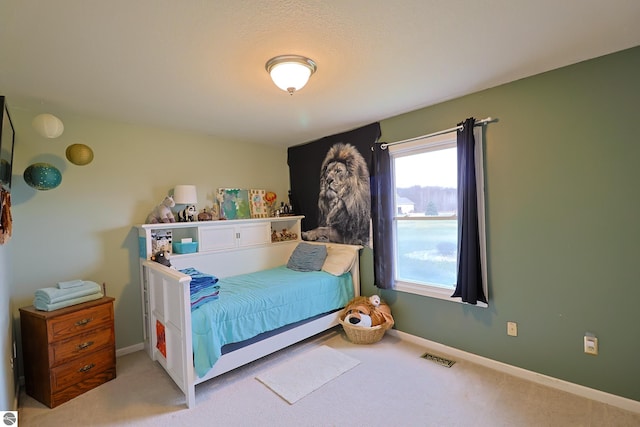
(388, 130, 487, 304)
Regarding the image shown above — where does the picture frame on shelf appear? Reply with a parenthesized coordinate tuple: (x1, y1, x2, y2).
(249, 189, 269, 218)
(216, 188, 251, 220)
(151, 229, 172, 254)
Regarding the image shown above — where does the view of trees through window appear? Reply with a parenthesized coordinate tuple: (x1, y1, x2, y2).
(393, 143, 458, 289)
(397, 185, 457, 216)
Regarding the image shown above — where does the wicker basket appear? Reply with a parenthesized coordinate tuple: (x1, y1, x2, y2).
(339, 317, 392, 344)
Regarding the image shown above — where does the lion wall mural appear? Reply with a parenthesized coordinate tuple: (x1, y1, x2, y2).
(302, 143, 371, 245)
(287, 123, 381, 247)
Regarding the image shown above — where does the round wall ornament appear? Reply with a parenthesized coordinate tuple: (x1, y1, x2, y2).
(23, 163, 62, 190)
(66, 143, 94, 166)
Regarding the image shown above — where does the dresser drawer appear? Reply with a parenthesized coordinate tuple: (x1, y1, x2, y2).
(48, 303, 113, 341)
(50, 367, 116, 408)
(51, 327, 114, 366)
(51, 346, 115, 392)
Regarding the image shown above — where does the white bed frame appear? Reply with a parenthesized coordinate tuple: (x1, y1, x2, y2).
(140, 241, 361, 408)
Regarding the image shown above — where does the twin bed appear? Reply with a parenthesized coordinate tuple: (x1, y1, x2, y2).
(140, 239, 361, 408)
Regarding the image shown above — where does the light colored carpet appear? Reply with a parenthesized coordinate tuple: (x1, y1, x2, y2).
(17, 329, 640, 426)
(256, 345, 360, 404)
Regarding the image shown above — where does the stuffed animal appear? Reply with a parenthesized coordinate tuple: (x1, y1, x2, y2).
(342, 295, 394, 328)
(146, 196, 176, 223)
(178, 204, 197, 222)
(151, 250, 172, 268)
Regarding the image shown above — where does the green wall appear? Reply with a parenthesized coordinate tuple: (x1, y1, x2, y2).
(0, 243, 16, 409)
(372, 46, 640, 402)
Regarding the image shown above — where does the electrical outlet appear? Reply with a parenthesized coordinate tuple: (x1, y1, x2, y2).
(584, 335, 598, 355)
(507, 321, 518, 337)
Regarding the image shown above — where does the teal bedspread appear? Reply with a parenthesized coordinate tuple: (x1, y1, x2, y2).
(191, 266, 354, 378)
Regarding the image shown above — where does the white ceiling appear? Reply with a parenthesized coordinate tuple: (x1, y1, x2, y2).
(1, 1, 639, 147)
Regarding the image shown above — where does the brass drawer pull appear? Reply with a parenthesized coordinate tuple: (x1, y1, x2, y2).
(78, 363, 95, 373)
(75, 318, 92, 326)
(77, 341, 94, 350)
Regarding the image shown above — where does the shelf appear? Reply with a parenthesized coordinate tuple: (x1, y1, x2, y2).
(137, 216, 304, 261)
(138, 215, 304, 230)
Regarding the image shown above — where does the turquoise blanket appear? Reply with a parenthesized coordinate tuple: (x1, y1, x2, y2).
(191, 266, 354, 378)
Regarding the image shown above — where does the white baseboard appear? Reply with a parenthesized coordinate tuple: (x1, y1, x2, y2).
(388, 329, 640, 414)
(116, 342, 144, 358)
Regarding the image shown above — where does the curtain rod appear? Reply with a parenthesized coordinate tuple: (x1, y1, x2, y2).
(380, 116, 496, 149)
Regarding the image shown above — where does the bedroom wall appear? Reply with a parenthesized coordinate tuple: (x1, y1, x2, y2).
(368, 46, 640, 402)
(8, 106, 290, 357)
(0, 243, 16, 410)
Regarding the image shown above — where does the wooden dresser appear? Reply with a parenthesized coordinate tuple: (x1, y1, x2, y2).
(19, 296, 116, 408)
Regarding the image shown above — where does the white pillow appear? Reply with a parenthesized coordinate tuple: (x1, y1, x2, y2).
(322, 246, 356, 276)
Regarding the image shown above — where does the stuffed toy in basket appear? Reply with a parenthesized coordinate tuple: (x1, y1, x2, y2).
(339, 295, 394, 344)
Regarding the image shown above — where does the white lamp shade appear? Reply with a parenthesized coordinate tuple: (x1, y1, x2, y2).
(32, 113, 64, 138)
(270, 63, 312, 92)
(266, 55, 317, 95)
(173, 185, 197, 204)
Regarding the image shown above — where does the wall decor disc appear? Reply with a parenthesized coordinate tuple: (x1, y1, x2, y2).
(23, 162, 62, 190)
(32, 113, 64, 138)
(66, 143, 94, 165)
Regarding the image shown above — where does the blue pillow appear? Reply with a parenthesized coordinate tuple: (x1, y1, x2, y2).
(287, 243, 328, 272)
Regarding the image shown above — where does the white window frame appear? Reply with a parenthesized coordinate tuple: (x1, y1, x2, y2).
(389, 129, 488, 307)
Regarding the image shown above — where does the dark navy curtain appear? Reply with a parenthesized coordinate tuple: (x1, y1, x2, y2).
(451, 118, 487, 304)
(371, 143, 394, 289)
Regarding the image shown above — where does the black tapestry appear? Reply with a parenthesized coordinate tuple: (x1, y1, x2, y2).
(287, 123, 381, 246)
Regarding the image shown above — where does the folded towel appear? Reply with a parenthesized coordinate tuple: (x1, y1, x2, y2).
(57, 279, 84, 289)
(190, 280, 219, 293)
(179, 268, 218, 284)
(190, 291, 220, 310)
(179, 268, 219, 292)
(179, 268, 221, 310)
(34, 281, 102, 304)
(34, 291, 104, 311)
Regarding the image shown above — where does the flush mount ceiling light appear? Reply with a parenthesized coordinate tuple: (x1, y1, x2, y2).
(265, 55, 317, 95)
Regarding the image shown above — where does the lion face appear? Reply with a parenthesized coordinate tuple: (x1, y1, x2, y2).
(342, 296, 393, 328)
(322, 160, 349, 198)
(344, 304, 374, 327)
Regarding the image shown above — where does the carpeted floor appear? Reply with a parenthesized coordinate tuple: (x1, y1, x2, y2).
(18, 328, 640, 426)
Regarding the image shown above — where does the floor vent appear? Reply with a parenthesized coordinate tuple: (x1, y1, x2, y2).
(421, 352, 456, 368)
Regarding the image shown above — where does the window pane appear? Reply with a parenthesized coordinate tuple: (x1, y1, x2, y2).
(396, 220, 457, 288)
(394, 148, 457, 216)
(393, 143, 457, 289)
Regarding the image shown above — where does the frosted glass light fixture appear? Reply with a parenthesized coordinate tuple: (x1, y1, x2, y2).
(173, 185, 197, 204)
(32, 113, 64, 138)
(265, 55, 317, 95)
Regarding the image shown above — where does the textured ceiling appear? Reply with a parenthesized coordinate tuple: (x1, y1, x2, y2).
(1, 1, 639, 147)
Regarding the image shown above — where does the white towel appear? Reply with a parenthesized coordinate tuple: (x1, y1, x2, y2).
(34, 292, 104, 311)
(57, 279, 84, 289)
(34, 281, 102, 304)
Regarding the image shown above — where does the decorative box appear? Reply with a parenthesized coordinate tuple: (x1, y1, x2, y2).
(172, 242, 198, 254)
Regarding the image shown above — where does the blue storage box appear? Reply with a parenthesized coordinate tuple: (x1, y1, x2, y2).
(172, 241, 198, 254)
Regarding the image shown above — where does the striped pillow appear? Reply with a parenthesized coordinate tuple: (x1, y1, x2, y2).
(286, 242, 328, 272)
